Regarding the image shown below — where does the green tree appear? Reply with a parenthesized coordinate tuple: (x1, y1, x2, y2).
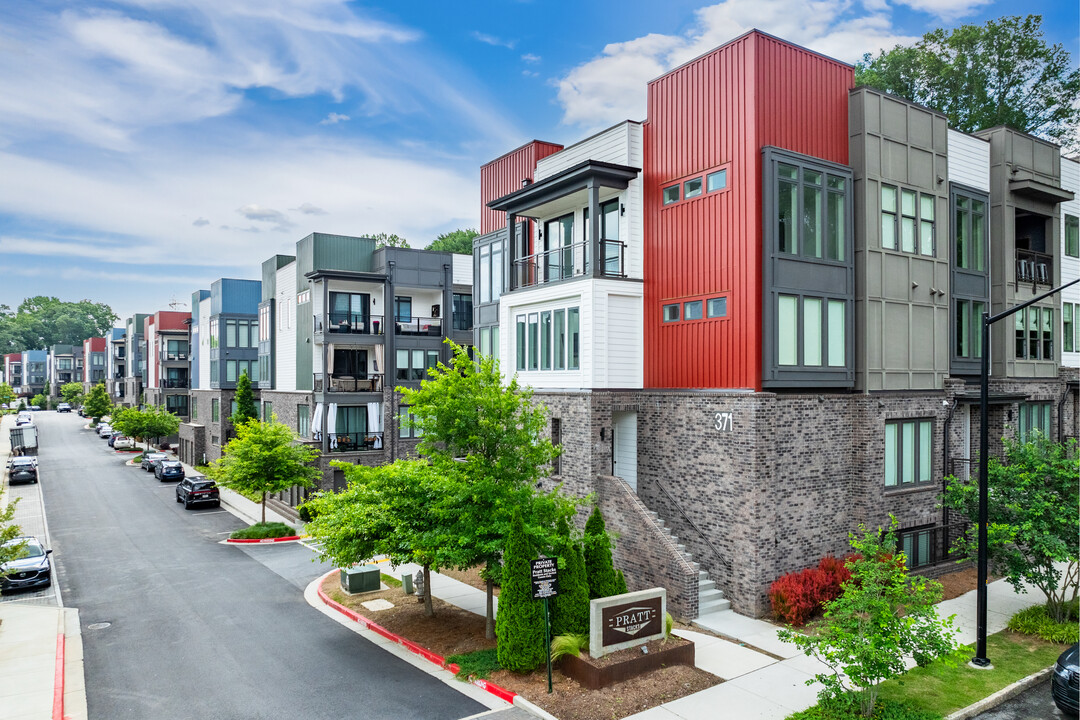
(496, 510, 547, 673)
(856, 15, 1080, 151)
(0, 382, 14, 410)
(398, 341, 570, 638)
(583, 507, 619, 599)
(0, 488, 24, 574)
(232, 371, 257, 426)
(0, 297, 117, 353)
(31, 393, 48, 410)
(82, 382, 112, 423)
(60, 382, 84, 406)
(943, 434, 1079, 622)
(306, 460, 465, 617)
(425, 228, 478, 255)
(209, 417, 320, 523)
(550, 516, 591, 637)
(111, 405, 178, 451)
(363, 232, 410, 248)
(778, 518, 959, 717)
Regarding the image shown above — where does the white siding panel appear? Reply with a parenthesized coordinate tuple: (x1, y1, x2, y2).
(1060, 157, 1079, 369)
(536, 123, 632, 179)
(198, 298, 211, 389)
(452, 254, 473, 287)
(947, 130, 990, 192)
(276, 264, 297, 392)
(604, 293, 643, 388)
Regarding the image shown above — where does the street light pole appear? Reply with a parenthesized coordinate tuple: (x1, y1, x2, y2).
(972, 276, 1079, 667)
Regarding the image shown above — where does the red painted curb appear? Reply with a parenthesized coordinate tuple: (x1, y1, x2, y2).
(52, 633, 65, 720)
(315, 570, 518, 704)
(226, 535, 301, 544)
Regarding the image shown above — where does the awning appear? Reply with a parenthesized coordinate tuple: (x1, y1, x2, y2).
(486, 160, 639, 218)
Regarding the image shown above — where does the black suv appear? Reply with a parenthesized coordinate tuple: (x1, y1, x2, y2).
(8, 457, 38, 484)
(176, 477, 220, 509)
(156, 460, 185, 482)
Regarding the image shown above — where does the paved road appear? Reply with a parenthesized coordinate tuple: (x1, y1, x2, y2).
(31, 411, 487, 720)
(973, 679, 1072, 719)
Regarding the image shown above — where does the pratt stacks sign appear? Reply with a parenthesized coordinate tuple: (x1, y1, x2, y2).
(589, 588, 667, 658)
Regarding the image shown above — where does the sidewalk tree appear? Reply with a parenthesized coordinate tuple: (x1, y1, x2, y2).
(583, 507, 620, 599)
(0, 382, 15, 409)
(943, 434, 1080, 622)
(209, 417, 320, 523)
(82, 382, 112, 423)
(60, 382, 84, 406)
(856, 15, 1079, 151)
(778, 517, 959, 717)
(0, 488, 23, 570)
(496, 510, 546, 672)
(232, 371, 257, 426)
(398, 341, 571, 639)
(306, 460, 465, 617)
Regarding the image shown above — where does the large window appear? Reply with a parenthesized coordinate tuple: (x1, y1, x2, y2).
(399, 407, 422, 439)
(166, 339, 189, 358)
(778, 164, 847, 261)
(166, 395, 188, 416)
(955, 300, 986, 359)
(898, 526, 934, 569)
(478, 242, 504, 304)
(955, 194, 987, 270)
(452, 293, 473, 331)
(515, 306, 579, 372)
(394, 296, 412, 323)
(1014, 306, 1053, 360)
(583, 199, 622, 276)
(1066, 215, 1079, 258)
(884, 419, 932, 489)
(209, 318, 219, 349)
(211, 398, 220, 422)
(258, 305, 271, 342)
(330, 292, 370, 328)
(1018, 402, 1051, 441)
(297, 405, 310, 438)
(777, 295, 846, 368)
(544, 214, 575, 281)
(1065, 303, 1078, 353)
(395, 349, 440, 381)
(882, 184, 935, 256)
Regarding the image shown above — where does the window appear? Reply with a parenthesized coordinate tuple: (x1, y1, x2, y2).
(955, 300, 985, 359)
(551, 418, 561, 475)
(706, 297, 727, 318)
(298, 405, 310, 438)
(411, 350, 425, 381)
(211, 398, 219, 422)
(1014, 306, 1053, 360)
(166, 395, 188, 416)
(516, 316, 526, 371)
(209, 318, 219, 349)
(778, 296, 798, 366)
(259, 305, 271, 342)
(191, 402, 197, 420)
(882, 184, 935, 256)
(399, 407, 422, 439)
(663, 304, 680, 322)
(553, 310, 566, 370)
(1066, 215, 1079, 258)
(238, 322, 250, 349)
(568, 308, 580, 370)
(226, 320, 237, 348)
(684, 178, 702, 199)
(394, 296, 412, 323)
(684, 300, 702, 320)
(452, 293, 473, 331)
(480, 245, 491, 303)
(479, 327, 491, 357)
(528, 314, 539, 370)
(210, 362, 220, 384)
(777, 163, 847, 260)
(1065, 303, 1078, 353)
(706, 169, 727, 192)
(955, 194, 987, 270)
(543, 214, 575, 281)
(297, 290, 311, 304)
(898, 527, 933, 569)
(884, 419, 932, 488)
(540, 311, 551, 370)
(395, 349, 437, 382)
(777, 295, 845, 368)
(262, 401, 272, 422)
(167, 339, 188, 358)
(1018, 402, 1051, 441)
(226, 360, 237, 383)
(662, 185, 679, 205)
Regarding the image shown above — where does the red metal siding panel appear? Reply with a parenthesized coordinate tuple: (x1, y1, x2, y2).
(479, 141, 563, 234)
(643, 32, 853, 390)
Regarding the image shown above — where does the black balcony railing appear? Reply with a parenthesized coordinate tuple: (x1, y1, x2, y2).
(313, 373, 384, 393)
(394, 317, 442, 336)
(898, 523, 970, 571)
(162, 378, 190, 389)
(162, 352, 188, 361)
(1015, 250, 1053, 287)
(315, 313, 385, 335)
(317, 431, 385, 453)
(512, 239, 626, 289)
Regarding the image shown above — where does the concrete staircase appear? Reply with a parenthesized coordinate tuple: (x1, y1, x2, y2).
(644, 509, 730, 617)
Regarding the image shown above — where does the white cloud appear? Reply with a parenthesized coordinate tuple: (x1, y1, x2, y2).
(320, 112, 351, 125)
(192, 217, 210, 226)
(237, 204, 293, 230)
(293, 203, 328, 215)
(890, 0, 992, 21)
(521, 53, 541, 63)
(554, 0, 920, 133)
(472, 31, 515, 49)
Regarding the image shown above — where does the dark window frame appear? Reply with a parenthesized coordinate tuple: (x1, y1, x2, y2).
(884, 418, 934, 490)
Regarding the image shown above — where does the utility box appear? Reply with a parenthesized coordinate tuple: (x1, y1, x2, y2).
(340, 565, 380, 594)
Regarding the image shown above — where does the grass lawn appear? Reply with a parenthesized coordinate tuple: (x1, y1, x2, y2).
(875, 630, 1066, 717)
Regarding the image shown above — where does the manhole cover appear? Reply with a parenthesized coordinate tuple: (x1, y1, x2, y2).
(87, 622, 111, 630)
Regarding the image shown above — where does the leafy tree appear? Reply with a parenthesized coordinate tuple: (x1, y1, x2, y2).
(60, 382, 84, 406)
(209, 417, 320, 523)
(778, 518, 959, 718)
(363, 232, 410, 248)
(306, 460, 465, 617)
(232, 371, 257, 426)
(496, 510, 546, 672)
(426, 228, 478, 255)
(398, 341, 571, 638)
(110, 405, 177, 451)
(0, 382, 14, 409)
(856, 15, 1080, 151)
(31, 393, 48, 410)
(943, 434, 1079, 622)
(551, 516, 590, 637)
(0, 488, 24, 573)
(82, 382, 112, 423)
(0, 297, 117, 353)
(583, 507, 620, 599)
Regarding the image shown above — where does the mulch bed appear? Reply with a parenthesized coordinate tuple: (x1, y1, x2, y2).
(937, 565, 998, 601)
(320, 574, 720, 720)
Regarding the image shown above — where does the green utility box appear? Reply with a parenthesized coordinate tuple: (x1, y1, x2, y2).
(340, 565, 380, 594)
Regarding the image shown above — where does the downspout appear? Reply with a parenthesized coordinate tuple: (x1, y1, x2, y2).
(941, 396, 957, 529)
(1058, 381, 1078, 443)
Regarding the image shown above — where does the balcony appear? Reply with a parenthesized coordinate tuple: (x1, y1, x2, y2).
(319, 431, 385, 453)
(162, 352, 188, 362)
(512, 239, 625, 289)
(1015, 250, 1052, 287)
(452, 310, 472, 332)
(314, 313, 385, 336)
(162, 378, 190, 389)
(394, 317, 442, 336)
(313, 373, 384, 393)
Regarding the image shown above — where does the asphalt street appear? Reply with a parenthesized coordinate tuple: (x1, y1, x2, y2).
(31, 411, 487, 720)
(973, 679, 1073, 720)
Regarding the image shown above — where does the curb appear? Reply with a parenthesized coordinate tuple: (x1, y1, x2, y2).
(226, 535, 302, 544)
(314, 570, 520, 706)
(943, 667, 1054, 720)
(52, 619, 65, 720)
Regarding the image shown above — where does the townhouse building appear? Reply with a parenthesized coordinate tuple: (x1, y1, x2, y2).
(143, 311, 192, 418)
(20, 350, 47, 399)
(106, 328, 126, 402)
(82, 337, 108, 392)
(120, 314, 149, 407)
(4, 354, 22, 396)
(47, 344, 79, 398)
(476, 30, 1078, 619)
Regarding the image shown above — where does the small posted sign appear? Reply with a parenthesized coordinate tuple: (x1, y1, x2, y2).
(530, 557, 559, 600)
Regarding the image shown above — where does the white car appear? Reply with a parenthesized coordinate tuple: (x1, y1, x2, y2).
(16, 413, 33, 426)
(113, 436, 135, 450)
(96, 424, 113, 438)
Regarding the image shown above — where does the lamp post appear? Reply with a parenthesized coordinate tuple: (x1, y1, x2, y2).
(973, 275, 1078, 667)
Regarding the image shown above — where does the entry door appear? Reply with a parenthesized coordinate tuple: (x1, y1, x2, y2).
(612, 411, 638, 492)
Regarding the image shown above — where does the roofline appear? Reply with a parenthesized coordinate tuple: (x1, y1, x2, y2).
(974, 125, 1064, 150)
(480, 139, 563, 170)
(850, 84, 949, 122)
(487, 160, 641, 210)
(537, 120, 643, 168)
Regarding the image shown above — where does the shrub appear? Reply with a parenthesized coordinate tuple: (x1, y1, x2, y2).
(297, 502, 318, 523)
(770, 555, 856, 626)
(496, 510, 546, 672)
(583, 507, 620, 599)
(230, 522, 297, 540)
(551, 518, 590, 637)
(1007, 602, 1080, 644)
(447, 648, 501, 680)
(550, 633, 589, 663)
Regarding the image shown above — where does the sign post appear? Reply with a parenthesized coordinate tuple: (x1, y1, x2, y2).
(530, 557, 559, 693)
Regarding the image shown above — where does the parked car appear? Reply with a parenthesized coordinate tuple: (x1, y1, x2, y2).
(77, 407, 85, 417)
(56, 403, 71, 413)
(0, 537, 52, 593)
(175, 477, 220, 509)
(7, 457, 38, 485)
(1053, 643, 1079, 715)
(156, 460, 185, 482)
(107, 431, 124, 447)
(29, 405, 41, 411)
(96, 424, 113, 438)
(113, 436, 135, 450)
(140, 452, 168, 472)
(16, 413, 33, 426)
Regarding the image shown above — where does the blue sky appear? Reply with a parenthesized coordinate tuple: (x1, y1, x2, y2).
(0, 0, 1076, 325)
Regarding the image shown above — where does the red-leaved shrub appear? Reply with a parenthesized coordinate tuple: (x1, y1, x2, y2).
(770, 554, 857, 626)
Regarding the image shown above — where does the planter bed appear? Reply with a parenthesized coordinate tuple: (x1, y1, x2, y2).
(559, 637, 695, 690)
